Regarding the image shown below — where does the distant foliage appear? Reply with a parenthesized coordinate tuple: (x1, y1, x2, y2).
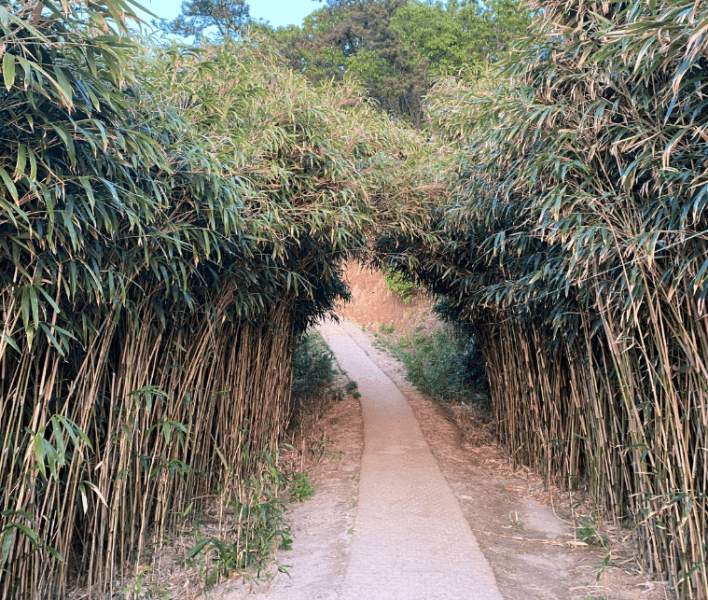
(383, 266, 419, 303)
(271, 0, 529, 124)
(391, 0, 530, 76)
(156, 0, 251, 40)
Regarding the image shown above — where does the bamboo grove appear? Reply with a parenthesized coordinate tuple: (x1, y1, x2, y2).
(0, 1, 438, 597)
(378, 0, 708, 596)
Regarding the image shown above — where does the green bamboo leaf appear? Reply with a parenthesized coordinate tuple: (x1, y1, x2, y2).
(2, 522, 39, 557)
(37, 286, 62, 316)
(0, 197, 19, 226)
(50, 418, 67, 466)
(691, 256, 708, 291)
(52, 65, 73, 107)
(26, 146, 37, 181)
(79, 176, 96, 208)
(33, 428, 46, 478)
(0, 167, 19, 202)
(39, 323, 66, 356)
(16, 55, 31, 83)
(2, 52, 15, 91)
(45, 545, 64, 562)
(21, 287, 31, 332)
(61, 209, 79, 250)
(51, 124, 76, 164)
(186, 538, 211, 560)
(14, 143, 26, 181)
(154, 298, 166, 330)
(162, 422, 172, 444)
(1, 530, 12, 566)
(86, 47, 98, 77)
(0, 331, 20, 353)
(30, 286, 39, 329)
(55, 416, 92, 453)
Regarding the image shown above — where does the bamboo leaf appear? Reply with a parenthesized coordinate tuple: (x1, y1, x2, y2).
(2, 52, 15, 91)
(186, 538, 211, 560)
(14, 144, 26, 181)
(33, 428, 46, 478)
(1, 530, 12, 566)
(0, 331, 20, 353)
(52, 66, 73, 107)
(0, 167, 19, 202)
(21, 287, 31, 332)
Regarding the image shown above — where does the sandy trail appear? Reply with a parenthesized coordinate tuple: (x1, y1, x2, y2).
(317, 319, 503, 600)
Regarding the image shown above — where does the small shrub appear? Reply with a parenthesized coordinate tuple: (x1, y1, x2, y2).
(291, 332, 335, 400)
(392, 330, 461, 400)
(382, 267, 420, 304)
(290, 472, 314, 502)
(345, 380, 361, 399)
(379, 323, 395, 335)
(392, 326, 489, 404)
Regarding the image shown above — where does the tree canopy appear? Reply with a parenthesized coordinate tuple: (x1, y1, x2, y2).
(391, 0, 530, 76)
(157, 0, 251, 40)
(271, 0, 529, 123)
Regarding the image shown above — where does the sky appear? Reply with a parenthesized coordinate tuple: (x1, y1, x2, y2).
(136, 0, 321, 30)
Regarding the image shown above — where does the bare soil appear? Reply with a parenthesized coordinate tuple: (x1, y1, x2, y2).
(337, 262, 436, 335)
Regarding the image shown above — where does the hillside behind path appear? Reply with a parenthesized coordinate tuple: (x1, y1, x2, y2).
(316, 319, 503, 600)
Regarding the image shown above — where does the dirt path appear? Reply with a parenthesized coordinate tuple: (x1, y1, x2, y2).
(318, 319, 503, 600)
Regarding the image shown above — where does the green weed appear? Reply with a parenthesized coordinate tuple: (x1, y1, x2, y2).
(345, 380, 361, 399)
(378, 323, 395, 335)
(392, 330, 467, 401)
(577, 520, 609, 548)
(290, 473, 314, 502)
(186, 450, 292, 589)
(291, 332, 336, 400)
(382, 267, 419, 304)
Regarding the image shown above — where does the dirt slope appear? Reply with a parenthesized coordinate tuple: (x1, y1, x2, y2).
(337, 262, 431, 332)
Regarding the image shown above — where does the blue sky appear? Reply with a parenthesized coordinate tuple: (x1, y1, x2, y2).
(136, 0, 322, 29)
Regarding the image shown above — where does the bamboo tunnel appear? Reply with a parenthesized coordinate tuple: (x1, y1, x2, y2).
(0, 291, 296, 600)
